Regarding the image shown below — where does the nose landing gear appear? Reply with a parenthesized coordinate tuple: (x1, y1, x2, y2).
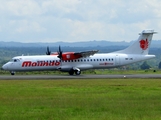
(10, 71, 15, 75)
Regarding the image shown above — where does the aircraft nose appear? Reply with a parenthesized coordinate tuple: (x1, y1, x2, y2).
(2, 64, 7, 70)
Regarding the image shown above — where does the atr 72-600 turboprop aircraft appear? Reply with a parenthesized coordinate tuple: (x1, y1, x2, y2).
(2, 30, 156, 75)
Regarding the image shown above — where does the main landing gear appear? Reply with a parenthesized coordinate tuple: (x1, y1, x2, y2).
(69, 69, 81, 75)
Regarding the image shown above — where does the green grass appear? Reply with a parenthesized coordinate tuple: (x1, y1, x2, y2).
(0, 79, 161, 120)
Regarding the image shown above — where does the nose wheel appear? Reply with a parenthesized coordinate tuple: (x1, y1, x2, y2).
(10, 71, 15, 75)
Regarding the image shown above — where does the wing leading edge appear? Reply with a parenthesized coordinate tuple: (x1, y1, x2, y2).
(74, 50, 99, 58)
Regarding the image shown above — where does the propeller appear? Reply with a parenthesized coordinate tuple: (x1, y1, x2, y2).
(46, 46, 51, 55)
(57, 45, 63, 59)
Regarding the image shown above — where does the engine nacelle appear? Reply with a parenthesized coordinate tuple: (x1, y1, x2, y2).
(61, 52, 82, 60)
(51, 52, 82, 60)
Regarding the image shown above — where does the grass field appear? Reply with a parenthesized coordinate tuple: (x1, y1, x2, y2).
(0, 79, 161, 120)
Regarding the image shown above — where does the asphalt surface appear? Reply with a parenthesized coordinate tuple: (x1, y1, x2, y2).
(0, 74, 161, 80)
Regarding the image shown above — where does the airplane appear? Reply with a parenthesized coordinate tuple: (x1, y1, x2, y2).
(2, 30, 157, 75)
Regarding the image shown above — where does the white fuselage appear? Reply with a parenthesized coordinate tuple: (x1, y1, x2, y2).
(2, 53, 155, 72)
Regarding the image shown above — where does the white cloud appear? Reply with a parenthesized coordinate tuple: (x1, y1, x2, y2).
(0, 0, 42, 16)
(0, 0, 160, 43)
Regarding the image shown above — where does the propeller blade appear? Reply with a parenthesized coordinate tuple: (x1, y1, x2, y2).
(57, 45, 63, 59)
(46, 46, 51, 55)
(59, 45, 61, 52)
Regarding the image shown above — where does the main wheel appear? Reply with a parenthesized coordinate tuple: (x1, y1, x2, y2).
(69, 70, 74, 75)
(75, 70, 81, 75)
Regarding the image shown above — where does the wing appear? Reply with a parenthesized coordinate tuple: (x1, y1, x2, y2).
(74, 50, 99, 58)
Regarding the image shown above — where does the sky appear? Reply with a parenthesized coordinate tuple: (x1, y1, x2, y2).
(0, 0, 161, 43)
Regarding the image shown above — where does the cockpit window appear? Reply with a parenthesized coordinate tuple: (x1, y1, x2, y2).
(14, 59, 17, 62)
(10, 59, 20, 62)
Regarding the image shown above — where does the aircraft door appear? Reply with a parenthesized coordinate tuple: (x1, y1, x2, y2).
(115, 55, 120, 66)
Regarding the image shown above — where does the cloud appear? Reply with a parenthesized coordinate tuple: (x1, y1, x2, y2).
(0, 0, 42, 16)
(0, 0, 160, 43)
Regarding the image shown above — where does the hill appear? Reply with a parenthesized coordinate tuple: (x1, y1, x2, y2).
(0, 40, 160, 48)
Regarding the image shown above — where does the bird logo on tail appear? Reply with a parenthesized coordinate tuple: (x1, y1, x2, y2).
(139, 39, 149, 50)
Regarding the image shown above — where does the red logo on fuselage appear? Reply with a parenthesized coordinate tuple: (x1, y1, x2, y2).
(22, 61, 60, 67)
(139, 39, 149, 50)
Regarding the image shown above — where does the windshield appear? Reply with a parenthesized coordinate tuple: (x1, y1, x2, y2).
(10, 58, 20, 62)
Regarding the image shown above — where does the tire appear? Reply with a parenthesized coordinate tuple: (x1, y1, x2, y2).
(69, 70, 74, 75)
(75, 70, 81, 75)
(11, 72, 15, 75)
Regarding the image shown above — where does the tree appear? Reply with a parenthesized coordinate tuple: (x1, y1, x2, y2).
(140, 61, 151, 70)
